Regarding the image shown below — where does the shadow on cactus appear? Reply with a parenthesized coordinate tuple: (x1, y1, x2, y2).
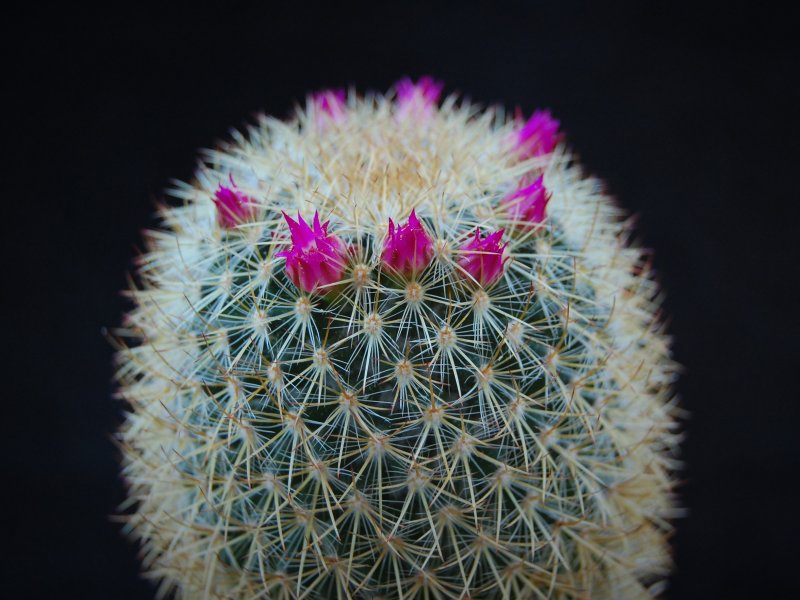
(113, 77, 683, 599)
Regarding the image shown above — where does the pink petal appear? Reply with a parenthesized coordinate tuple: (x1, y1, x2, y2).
(515, 110, 560, 159)
(311, 88, 347, 129)
(504, 176, 550, 226)
(279, 210, 347, 293)
(213, 181, 256, 228)
(395, 76, 444, 120)
(381, 208, 434, 276)
(457, 228, 508, 286)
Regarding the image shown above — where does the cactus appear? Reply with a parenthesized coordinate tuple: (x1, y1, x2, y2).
(114, 78, 681, 599)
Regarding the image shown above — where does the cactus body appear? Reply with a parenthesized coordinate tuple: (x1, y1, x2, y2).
(115, 80, 681, 599)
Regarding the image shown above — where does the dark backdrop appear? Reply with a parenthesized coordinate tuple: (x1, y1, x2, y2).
(6, 2, 798, 598)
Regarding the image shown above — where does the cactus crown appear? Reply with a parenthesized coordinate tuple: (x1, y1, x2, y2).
(116, 79, 680, 599)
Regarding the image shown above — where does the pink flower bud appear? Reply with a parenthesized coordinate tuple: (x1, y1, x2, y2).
(381, 209, 434, 276)
(311, 88, 346, 129)
(213, 179, 256, 228)
(457, 228, 508, 287)
(503, 175, 550, 227)
(515, 110, 560, 159)
(276, 211, 347, 293)
(395, 76, 443, 120)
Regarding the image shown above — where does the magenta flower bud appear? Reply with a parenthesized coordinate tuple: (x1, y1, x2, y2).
(457, 228, 508, 286)
(381, 209, 434, 276)
(311, 88, 347, 128)
(395, 76, 443, 119)
(503, 175, 550, 227)
(515, 110, 560, 159)
(276, 211, 347, 293)
(213, 179, 256, 228)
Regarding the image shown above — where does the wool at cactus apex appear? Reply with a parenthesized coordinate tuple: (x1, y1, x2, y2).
(3, 2, 798, 600)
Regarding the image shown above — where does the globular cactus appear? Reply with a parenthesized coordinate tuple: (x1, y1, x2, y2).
(115, 77, 681, 599)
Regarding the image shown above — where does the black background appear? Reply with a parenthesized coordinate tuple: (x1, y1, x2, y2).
(6, 2, 799, 598)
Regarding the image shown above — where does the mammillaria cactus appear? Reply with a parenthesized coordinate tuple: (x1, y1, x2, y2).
(114, 77, 681, 599)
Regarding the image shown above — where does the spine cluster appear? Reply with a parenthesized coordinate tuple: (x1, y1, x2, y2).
(115, 77, 681, 600)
